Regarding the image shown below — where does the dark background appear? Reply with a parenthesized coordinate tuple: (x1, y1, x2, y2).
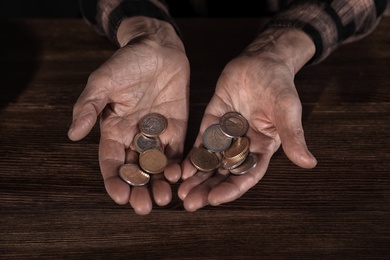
(0, 0, 275, 18)
(0, 0, 82, 17)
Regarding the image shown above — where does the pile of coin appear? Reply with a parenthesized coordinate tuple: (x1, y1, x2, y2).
(119, 113, 168, 187)
(189, 112, 257, 175)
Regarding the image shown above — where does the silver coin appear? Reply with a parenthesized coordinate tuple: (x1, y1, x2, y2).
(138, 113, 167, 137)
(202, 124, 233, 153)
(229, 153, 257, 175)
(219, 112, 249, 138)
(119, 163, 150, 186)
(133, 133, 162, 153)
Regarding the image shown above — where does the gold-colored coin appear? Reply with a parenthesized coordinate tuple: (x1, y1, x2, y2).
(139, 149, 168, 174)
(119, 163, 150, 186)
(223, 136, 250, 159)
(222, 149, 249, 170)
(189, 147, 220, 172)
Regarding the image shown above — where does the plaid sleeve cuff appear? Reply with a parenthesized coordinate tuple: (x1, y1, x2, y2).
(265, 0, 387, 65)
(108, 0, 180, 46)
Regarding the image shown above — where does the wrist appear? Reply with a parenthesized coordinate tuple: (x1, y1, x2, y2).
(117, 16, 182, 48)
(243, 28, 315, 74)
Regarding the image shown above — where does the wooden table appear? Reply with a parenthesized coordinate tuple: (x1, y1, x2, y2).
(0, 17, 389, 259)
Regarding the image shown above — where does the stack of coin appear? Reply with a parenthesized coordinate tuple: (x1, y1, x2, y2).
(190, 111, 257, 175)
(119, 113, 168, 187)
(221, 136, 250, 170)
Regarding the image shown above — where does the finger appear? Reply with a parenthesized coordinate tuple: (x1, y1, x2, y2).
(68, 84, 108, 141)
(281, 127, 317, 169)
(206, 126, 277, 206)
(163, 118, 187, 154)
(275, 91, 317, 169)
(178, 171, 214, 200)
(150, 174, 172, 206)
(99, 138, 130, 205)
(181, 112, 221, 180)
(181, 140, 204, 180)
(181, 154, 199, 180)
(208, 153, 271, 206)
(162, 117, 187, 182)
(129, 186, 153, 215)
(181, 172, 229, 212)
(164, 163, 181, 183)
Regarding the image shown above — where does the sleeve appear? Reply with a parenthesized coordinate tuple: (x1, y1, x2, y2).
(265, 0, 388, 65)
(78, 0, 180, 46)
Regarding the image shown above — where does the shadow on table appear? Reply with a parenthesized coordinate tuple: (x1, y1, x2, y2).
(0, 18, 41, 109)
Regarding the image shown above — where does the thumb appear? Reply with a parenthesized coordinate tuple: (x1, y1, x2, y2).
(275, 92, 317, 169)
(68, 84, 108, 141)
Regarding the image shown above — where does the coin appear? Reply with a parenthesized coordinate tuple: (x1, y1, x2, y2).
(189, 147, 220, 172)
(221, 136, 250, 169)
(219, 112, 249, 138)
(223, 136, 250, 159)
(139, 149, 168, 174)
(229, 153, 258, 175)
(119, 163, 150, 186)
(132, 132, 162, 153)
(138, 113, 167, 137)
(202, 124, 232, 153)
(221, 149, 249, 170)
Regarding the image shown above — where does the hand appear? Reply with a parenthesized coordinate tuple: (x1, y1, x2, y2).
(179, 28, 318, 212)
(68, 18, 190, 215)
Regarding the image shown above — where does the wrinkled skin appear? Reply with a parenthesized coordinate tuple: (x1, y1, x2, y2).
(179, 50, 317, 212)
(68, 36, 190, 215)
(69, 18, 317, 214)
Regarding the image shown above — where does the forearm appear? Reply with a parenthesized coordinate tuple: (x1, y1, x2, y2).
(116, 16, 183, 48)
(243, 28, 315, 75)
(265, 0, 388, 65)
(78, 0, 180, 47)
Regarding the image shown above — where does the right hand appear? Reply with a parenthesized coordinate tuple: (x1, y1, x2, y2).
(68, 17, 190, 215)
(179, 28, 318, 212)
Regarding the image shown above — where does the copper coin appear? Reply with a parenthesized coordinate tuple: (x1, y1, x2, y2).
(219, 112, 249, 138)
(189, 147, 220, 172)
(139, 149, 168, 174)
(202, 124, 232, 153)
(138, 113, 167, 137)
(119, 163, 150, 186)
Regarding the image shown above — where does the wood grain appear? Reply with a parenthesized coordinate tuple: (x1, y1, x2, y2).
(0, 17, 389, 259)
